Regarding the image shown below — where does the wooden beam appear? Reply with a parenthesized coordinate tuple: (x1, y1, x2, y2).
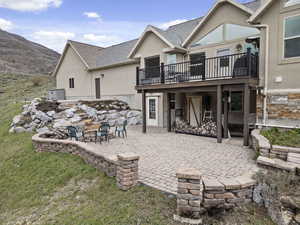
(217, 85, 222, 143)
(224, 91, 229, 139)
(142, 90, 147, 133)
(167, 93, 172, 132)
(243, 84, 250, 146)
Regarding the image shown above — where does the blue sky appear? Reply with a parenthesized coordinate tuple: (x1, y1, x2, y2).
(0, 0, 251, 53)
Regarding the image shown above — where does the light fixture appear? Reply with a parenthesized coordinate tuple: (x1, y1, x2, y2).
(101, 74, 104, 78)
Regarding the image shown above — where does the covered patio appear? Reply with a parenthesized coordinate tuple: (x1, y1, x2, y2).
(89, 126, 258, 194)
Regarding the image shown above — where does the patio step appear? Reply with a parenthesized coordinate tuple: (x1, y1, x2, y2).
(257, 156, 299, 172)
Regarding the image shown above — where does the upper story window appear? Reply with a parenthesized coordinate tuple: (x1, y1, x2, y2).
(191, 24, 260, 47)
(284, 15, 300, 58)
(285, 0, 300, 7)
(69, 78, 74, 88)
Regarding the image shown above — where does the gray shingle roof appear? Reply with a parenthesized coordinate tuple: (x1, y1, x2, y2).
(69, 0, 261, 70)
(69, 40, 104, 68)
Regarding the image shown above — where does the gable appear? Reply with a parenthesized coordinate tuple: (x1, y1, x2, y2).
(132, 32, 170, 58)
(184, 1, 253, 47)
(54, 44, 87, 78)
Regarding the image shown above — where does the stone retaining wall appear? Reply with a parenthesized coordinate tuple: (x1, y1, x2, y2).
(32, 134, 139, 190)
(175, 168, 257, 221)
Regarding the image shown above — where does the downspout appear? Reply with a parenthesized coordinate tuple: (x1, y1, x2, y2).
(253, 24, 269, 126)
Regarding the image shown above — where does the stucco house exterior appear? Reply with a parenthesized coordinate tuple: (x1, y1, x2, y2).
(54, 0, 300, 145)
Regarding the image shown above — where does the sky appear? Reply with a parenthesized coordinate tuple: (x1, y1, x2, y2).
(0, 0, 252, 53)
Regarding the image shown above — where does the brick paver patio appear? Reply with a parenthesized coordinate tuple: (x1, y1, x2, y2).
(88, 126, 258, 194)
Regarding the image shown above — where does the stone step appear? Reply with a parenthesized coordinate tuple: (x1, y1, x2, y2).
(257, 156, 298, 172)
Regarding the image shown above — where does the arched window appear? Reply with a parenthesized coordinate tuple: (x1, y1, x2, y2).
(191, 24, 260, 47)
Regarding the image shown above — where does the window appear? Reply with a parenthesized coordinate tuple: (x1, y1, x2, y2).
(167, 54, 177, 64)
(217, 49, 230, 67)
(192, 24, 260, 47)
(230, 92, 243, 112)
(69, 78, 74, 88)
(145, 56, 160, 78)
(149, 99, 156, 119)
(285, 0, 300, 7)
(284, 15, 300, 58)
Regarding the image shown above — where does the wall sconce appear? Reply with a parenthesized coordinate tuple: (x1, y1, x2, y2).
(101, 74, 104, 78)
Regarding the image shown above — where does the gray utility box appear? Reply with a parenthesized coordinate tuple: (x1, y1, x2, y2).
(48, 89, 66, 100)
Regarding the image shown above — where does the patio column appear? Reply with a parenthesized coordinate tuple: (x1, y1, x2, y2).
(224, 91, 229, 139)
(217, 85, 222, 143)
(167, 93, 172, 132)
(243, 84, 250, 146)
(142, 90, 147, 133)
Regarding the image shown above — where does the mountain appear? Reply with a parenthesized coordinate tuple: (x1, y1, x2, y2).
(0, 29, 60, 75)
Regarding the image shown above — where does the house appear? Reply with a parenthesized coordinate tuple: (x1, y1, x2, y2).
(54, 0, 300, 146)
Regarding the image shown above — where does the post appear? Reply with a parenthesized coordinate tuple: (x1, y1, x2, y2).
(176, 168, 203, 220)
(142, 90, 147, 133)
(255, 52, 259, 78)
(160, 62, 165, 84)
(224, 91, 229, 139)
(167, 93, 172, 132)
(217, 85, 222, 143)
(243, 84, 250, 146)
(136, 66, 140, 86)
(117, 153, 139, 191)
(247, 48, 252, 77)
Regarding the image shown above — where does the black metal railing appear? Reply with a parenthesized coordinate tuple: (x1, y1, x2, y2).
(136, 49, 259, 86)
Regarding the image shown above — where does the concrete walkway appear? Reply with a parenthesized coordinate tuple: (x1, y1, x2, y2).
(88, 126, 258, 194)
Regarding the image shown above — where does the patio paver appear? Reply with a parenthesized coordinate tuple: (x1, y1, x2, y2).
(88, 126, 258, 194)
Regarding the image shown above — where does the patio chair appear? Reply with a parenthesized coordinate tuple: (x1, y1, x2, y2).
(115, 120, 128, 138)
(96, 122, 110, 143)
(67, 126, 85, 142)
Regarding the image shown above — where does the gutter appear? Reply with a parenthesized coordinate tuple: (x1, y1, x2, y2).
(252, 24, 269, 126)
(88, 60, 139, 72)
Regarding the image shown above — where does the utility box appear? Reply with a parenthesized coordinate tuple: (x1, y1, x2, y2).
(48, 89, 66, 100)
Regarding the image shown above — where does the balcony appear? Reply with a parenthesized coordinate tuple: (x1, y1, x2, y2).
(136, 50, 259, 88)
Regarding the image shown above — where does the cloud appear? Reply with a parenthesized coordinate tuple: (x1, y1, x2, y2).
(0, 18, 13, 30)
(32, 31, 75, 52)
(83, 12, 101, 19)
(83, 33, 122, 47)
(159, 19, 188, 29)
(0, 0, 62, 12)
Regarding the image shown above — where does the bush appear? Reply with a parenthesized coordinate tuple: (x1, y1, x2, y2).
(31, 76, 45, 87)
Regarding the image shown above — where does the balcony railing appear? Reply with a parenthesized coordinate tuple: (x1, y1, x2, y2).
(136, 49, 259, 86)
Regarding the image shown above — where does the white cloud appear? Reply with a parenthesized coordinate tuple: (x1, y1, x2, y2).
(0, 0, 62, 12)
(83, 12, 101, 19)
(159, 19, 188, 29)
(32, 31, 75, 52)
(83, 33, 121, 47)
(0, 18, 13, 30)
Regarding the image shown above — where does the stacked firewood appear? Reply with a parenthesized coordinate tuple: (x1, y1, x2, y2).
(175, 119, 217, 137)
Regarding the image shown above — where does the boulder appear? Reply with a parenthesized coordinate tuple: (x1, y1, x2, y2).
(128, 116, 142, 125)
(53, 119, 71, 128)
(14, 127, 26, 133)
(9, 127, 15, 133)
(47, 111, 56, 117)
(97, 110, 107, 115)
(70, 115, 82, 123)
(35, 111, 52, 122)
(107, 112, 120, 120)
(12, 115, 22, 125)
(64, 108, 76, 118)
(127, 110, 141, 118)
(37, 127, 50, 134)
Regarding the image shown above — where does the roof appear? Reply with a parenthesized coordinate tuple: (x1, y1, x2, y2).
(54, 0, 261, 73)
(68, 40, 104, 68)
(92, 39, 138, 69)
(248, 0, 275, 23)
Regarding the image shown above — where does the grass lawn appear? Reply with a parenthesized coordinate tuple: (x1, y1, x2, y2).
(261, 128, 300, 148)
(0, 74, 275, 225)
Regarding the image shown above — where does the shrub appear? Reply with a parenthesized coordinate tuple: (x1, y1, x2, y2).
(31, 76, 45, 87)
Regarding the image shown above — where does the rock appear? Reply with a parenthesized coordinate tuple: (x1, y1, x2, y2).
(127, 116, 142, 125)
(34, 119, 41, 124)
(70, 115, 82, 123)
(9, 127, 15, 133)
(108, 110, 117, 114)
(108, 120, 116, 127)
(107, 112, 120, 120)
(97, 110, 107, 115)
(12, 115, 22, 125)
(47, 111, 56, 117)
(253, 184, 265, 205)
(294, 214, 300, 223)
(14, 127, 26, 133)
(64, 108, 76, 118)
(280, 196, 300, 210)
(53, 119, 71, 128)
(36, 127, 50, 134)
(97, 114, 106, 121)
(35, 111, 52, 122)
(120, 110, 128, 116)
(281, 209, 294, 225)
(127, 110, 141, 118)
